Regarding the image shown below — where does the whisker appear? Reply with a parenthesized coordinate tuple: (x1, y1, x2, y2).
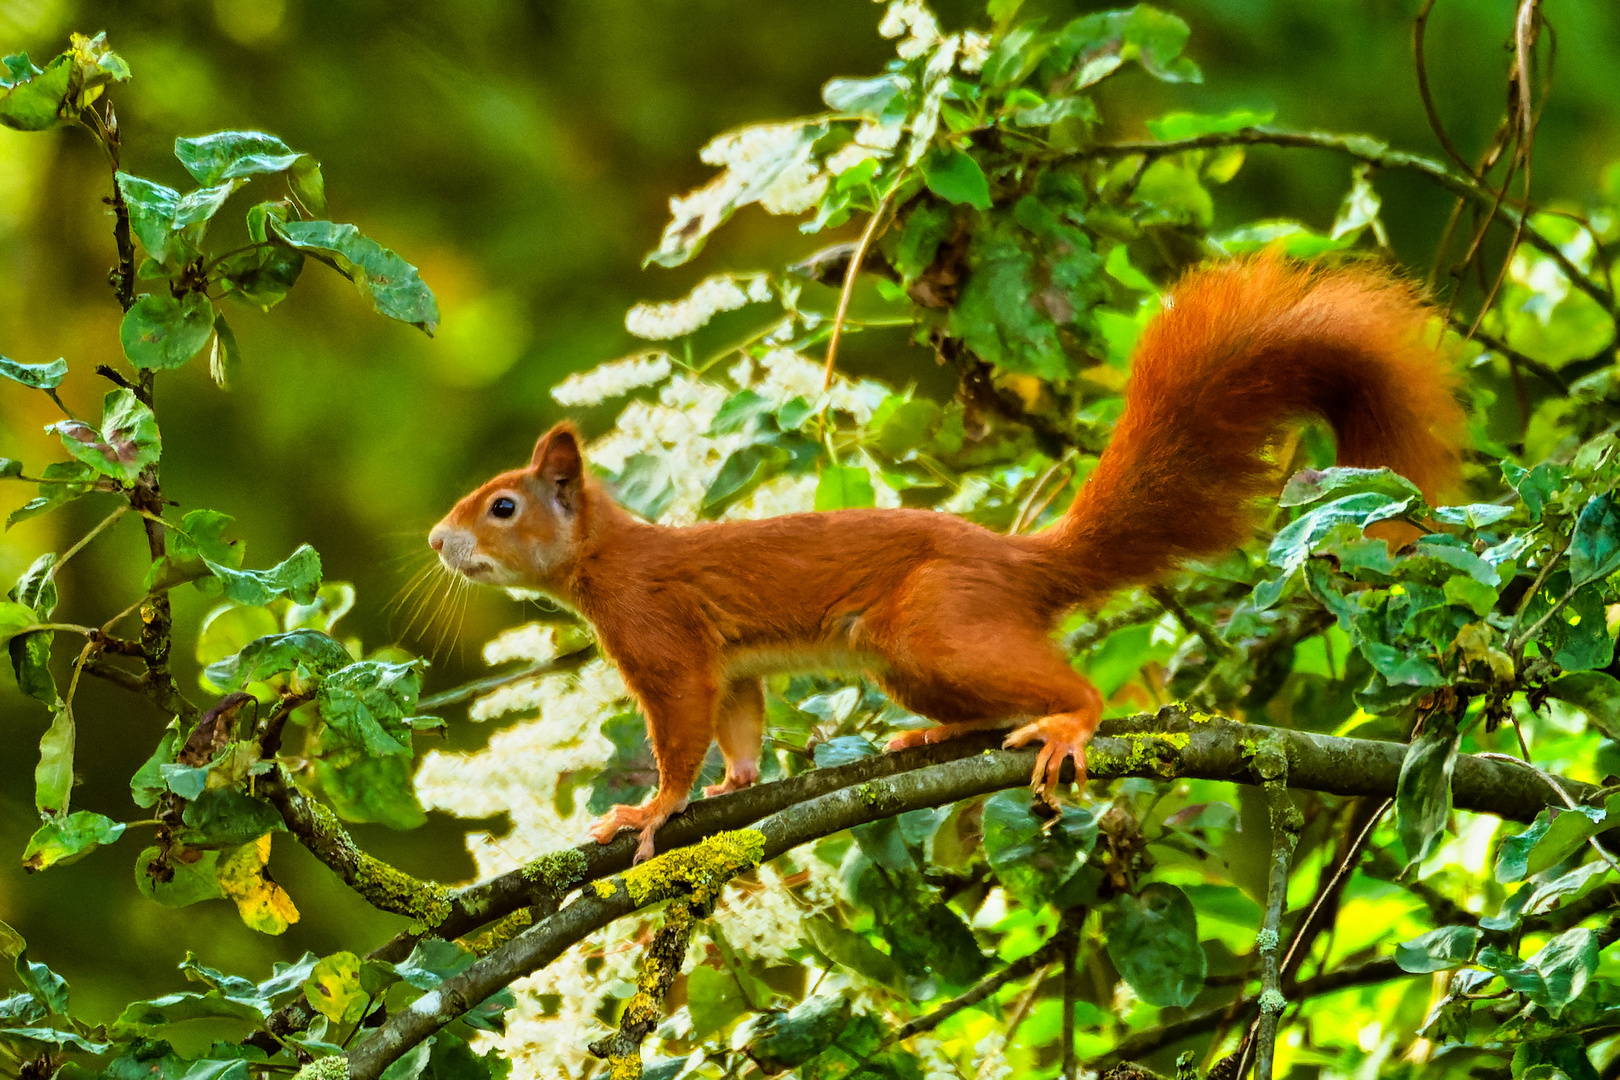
(399, 564, 451, 644)
(385, 560, 440, 624)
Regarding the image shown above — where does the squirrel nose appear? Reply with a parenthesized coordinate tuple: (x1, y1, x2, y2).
(430, 535, 444, 551)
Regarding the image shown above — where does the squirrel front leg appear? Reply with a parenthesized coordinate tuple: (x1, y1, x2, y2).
(589, 668, 718, 862)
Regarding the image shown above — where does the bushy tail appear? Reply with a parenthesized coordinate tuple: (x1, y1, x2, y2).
(1039, 251, 1467, 602)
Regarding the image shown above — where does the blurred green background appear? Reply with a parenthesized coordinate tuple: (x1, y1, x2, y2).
(1, 0, 1616, 1023)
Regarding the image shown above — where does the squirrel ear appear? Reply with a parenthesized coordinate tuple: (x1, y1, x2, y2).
(530, 423, 584, 510)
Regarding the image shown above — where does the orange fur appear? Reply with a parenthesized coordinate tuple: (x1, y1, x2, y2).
(429, 252, 1467, 860)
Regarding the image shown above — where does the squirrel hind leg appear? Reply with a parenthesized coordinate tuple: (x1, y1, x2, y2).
(705, 677, 764, 797)
(874, 629, 1104, 803)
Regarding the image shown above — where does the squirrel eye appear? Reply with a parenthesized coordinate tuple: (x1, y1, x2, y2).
(490, 496, 517, 519)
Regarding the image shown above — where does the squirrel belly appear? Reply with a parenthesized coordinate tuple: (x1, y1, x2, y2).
(429, 252, 1468, 860)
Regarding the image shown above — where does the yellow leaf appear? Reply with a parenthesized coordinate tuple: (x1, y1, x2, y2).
(218, 834, 300, 935)
(303, 951, 366, 1024)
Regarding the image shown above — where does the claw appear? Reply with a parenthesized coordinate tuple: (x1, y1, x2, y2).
(1003, 712, 1095, 805)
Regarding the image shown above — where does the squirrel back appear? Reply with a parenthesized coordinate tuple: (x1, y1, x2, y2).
(1035, 251, 1467, 602)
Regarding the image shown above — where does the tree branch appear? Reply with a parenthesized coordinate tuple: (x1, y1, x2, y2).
(343, 709, 1602, 1080)
(1063, 127, 1615, 314)
(259, 767, 455, 923)
(1096, 956, 1404, 1069)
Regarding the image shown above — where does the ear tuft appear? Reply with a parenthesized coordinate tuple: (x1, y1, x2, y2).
(531, 423, 584, 507)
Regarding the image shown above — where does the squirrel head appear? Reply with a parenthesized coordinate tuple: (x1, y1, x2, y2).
(429, 422, 590, 590)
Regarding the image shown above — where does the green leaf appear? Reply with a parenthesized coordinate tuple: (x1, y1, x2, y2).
(1522, 572, 1615, 672)
(1394, 925, 1481, 973)
(1431, 502, 1516, 528)
(747, 994, 852, 1072)
(803, 916, 905, 992)
(258, 953, 321, 999)
(0, 1027, 108, 1054)
(147, 509, 244, 593)
(204, 628, 350, 692)
(316, 660, 426, 757)
(1570, 494, 1620, 587)
(981, 791, 1096, 909)
(1443, 576, 1498, 617)
(395, 939, 476, 991)
(215, 239, 305, 311)
(703, 442, 789, 515)
(289, 154, 327, 215)
(1544, 672, 1620, 739)
(47, 388, 162, 483)
(303, 952, 366, 1025)
(271, 219, 439, 333)
(314, 753, 427, 830)
(1530, 927, 1600, 1018)
(22, 810, 124, 872)
(0, 52, 71, 131)
(0, 355, 67, 390)
(6, 462, 97, 528)
(120, 292, 216, 371)
(814, 464, 875, 510)
(135, 846, 226, 907)
(1396, 717, 1459, 869)
(686, 964, 748, 1041)
(110, 991, 267, 1034)
(1279, 466, 1424, 508)
(14, 951, 69, 1015)
(175, 131, 301, 185)
(34, 705, 74, 816)
(116, 173, 183, 263)
(1496, 805, 1606, 883)
(1146, 108, 1274, 140)
(1103, 882, 1207, 1008)
(131, 724, 178, 808)
(174, 182, 239, 228)
(204, 544, 323, 607)
(181, 789, 285, 849)
(921, 146, 991, 211)
(609, 453, 677, 522)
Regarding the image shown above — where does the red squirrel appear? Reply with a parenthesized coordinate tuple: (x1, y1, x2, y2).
(429, 252, 1466, 861)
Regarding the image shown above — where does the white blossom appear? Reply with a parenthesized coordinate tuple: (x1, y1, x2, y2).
(550, 351, 672, 407)
(649, 121, 829, 266)
(958, 31, 991, 73)
(907, 34, 961, 166)
(625, 274, 773, 340)
(481, 622, 559, 666)
(879, 0, 942, 60)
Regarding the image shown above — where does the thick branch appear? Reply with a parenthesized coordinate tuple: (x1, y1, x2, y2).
(345, 710, 1599, 1080)
(259, 768, 455, 923)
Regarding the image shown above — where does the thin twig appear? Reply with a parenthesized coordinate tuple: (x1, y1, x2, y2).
(417, 646, 598, 710)
(51, 504, 129, 576)
(821, 195, 893, 392)
(1413, 0, 1474, 175)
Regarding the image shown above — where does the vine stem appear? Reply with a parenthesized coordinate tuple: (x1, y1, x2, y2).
(820, 193, 893, 392)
